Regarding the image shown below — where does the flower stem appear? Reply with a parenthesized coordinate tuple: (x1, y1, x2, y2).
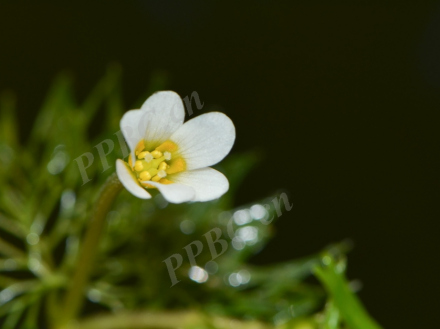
(58, 173, 122, 328)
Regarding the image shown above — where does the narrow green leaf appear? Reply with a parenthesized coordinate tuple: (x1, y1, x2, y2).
(314, 258, 383, 329)
(80, 64, 122, 126)
(29, 73, 74, 146)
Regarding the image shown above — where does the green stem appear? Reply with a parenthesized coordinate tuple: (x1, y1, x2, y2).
(58, 173, 122, 328)
(64, 311, 272, 329)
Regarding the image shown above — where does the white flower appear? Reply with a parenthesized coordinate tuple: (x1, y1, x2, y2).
(116, 91, 235, 203)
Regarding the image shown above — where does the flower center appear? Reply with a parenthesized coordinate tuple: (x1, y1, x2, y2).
(127, 140, 186, 188)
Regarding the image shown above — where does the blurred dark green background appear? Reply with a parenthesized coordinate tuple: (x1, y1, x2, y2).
(1, 2, 439, 327)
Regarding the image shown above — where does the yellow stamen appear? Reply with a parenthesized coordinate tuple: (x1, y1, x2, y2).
(138, 151, 148, 159)
(159, 178, 173, 184)
(135, 140, 145, 155)
(126, 139, 184, 189)
(134, 160, 144, 172)
(166, 157, 186, 174)
(158, 161, 168, 171)
(151, 150, 163, 158)
(155, 140, 178, 153)
(139, 171, 151, 181)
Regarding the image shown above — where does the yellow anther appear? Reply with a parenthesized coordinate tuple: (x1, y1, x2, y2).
(159, 178, 173, 185)
(138, 151, 148, 159)
(139, 171, 151, 181)
(135, 140, 145, 155)
(128, 154, 133, 168)
(151, 175, 161, 182)
(134, 160, 144, 172)
(151, 150, 163, 158)
(166, 157, 186, 174)
(158, 161, 168, 171)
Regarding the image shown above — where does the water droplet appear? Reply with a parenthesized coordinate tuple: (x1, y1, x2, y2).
(0, 288, 13, 303)
(250, 204, 268, 220)
(322, 255, 332, 266)
(238, 269, 251, 284)
(231, 237, 245, 250)
(228, 273, 240, 287)
(88, 288, 102, 302)
(26, 233, 39, 245)
(228, 270, 251, 287)
(336, 260, 346, 273)
(188, 266, 208, 283)
(204, 261, 218, 274)
(233, 209, 252, 225)
(47, 147, 69, 175)
(61, 189, 76, 210)
(28, 258, 40, 272)
(237, 226, 258, 244)
(180, 219, 195, 234)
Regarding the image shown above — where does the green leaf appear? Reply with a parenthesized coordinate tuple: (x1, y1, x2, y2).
(314, 256, 383, 329)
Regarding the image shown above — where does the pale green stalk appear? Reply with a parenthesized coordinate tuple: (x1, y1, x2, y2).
(57, 173, 122, 328)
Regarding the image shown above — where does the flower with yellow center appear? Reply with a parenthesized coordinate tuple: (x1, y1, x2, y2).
(116, 91, 235, 203)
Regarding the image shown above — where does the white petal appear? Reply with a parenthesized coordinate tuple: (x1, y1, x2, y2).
(139, 91, 185, 150)
(116, 159, 151, 199)
(146, 181, 195, 204)
(120, 109, 147, 154)
(171, 167, 229, 202)
(170, 112, 235, 170)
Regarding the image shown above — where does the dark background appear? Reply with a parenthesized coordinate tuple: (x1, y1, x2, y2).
(1, 2, 439, 328)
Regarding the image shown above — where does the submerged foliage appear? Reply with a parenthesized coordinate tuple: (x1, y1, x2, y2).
(0, 67, 382, 329)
